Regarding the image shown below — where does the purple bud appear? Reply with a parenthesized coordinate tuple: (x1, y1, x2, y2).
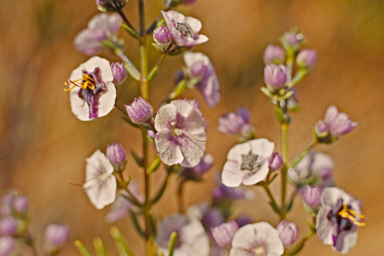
(281, 30, 305, 51)
(297, 49, 317, 69)
(125, 97, 153, 124)
(268, 153, 283, 170)
(12, 196, 28, 213)
(276, 220, 298, 246)
(96, 0, 127, 12)
(190, 61, 208, 78)
(111, 62, 127, 85)
(0, 195, 13, 216)
(0, 236, 14, 256)
(44, 224, 69, 246)
(264, 64, 287, 89)
(263, 45, 285, 64)
(153, 25, 173, 45)
(303, 186, 322, 209)
(211, 221, 239, 247)
(235, 215, 251, 227)
(179, 154, 213, 181)
(0, 217, 17, 236)
(174, 70, 185, 84)
(314, 120, 329, 138)
(106, 143, 127, 171)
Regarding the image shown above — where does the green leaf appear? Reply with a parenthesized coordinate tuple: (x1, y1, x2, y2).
(303, 202, 315, 215)
(151, 175, 169, 204)
(287, 240, 305, 256)
(147, 156, 161, 174)
(147, 135, 155, 144)
(286, 200, 293, 213)
(168, 232, 178, 256)
(305, 218, 314, 229)
(122, 24, 140, 39)
(123, 62, 141, 81)
(260, 87, 274, 99)
(281, 90, 294, 100)
(268, 173, 278, 184)
(93, 238, 109, 256)
(130, 150, 143, 168)
(129, 211, 146, 238)
(74, 240, 93, 256)
(269, 201, 281, 214)
(147, 67, 159, 82)
(110, 227, 136, 256)
(274, 106, 286, 124)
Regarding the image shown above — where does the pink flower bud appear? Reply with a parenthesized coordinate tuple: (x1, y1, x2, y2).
(297, 49, 317, 69)
(111, 62, 127, 85)
(153, 25, 173, 45)
(44, 224, 69, 246)
(276, 220, 298, 246)
(264, 64, 287, 89)
(0, 217, 17, 236)
(0, 236, 14, 256)
(303, 186, 322, 210)
(12, 196, 28, 213)
(125, 97, 153, 124)
(263, 45, 285, 64)
(268, 153, 283, 170)
(106, 143, 127, 171)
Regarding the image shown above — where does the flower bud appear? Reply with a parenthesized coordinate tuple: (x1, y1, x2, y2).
(12, 196, 28, 214)
(268, 153, 283, 171)
(106, 143, 127, 171)
(297, 49, 317, 69)
(44, 224, 69, 246)
(211, 221, 239, 247)
(303, 186, 322, 210)
(263, 45, 285, 64)
(111, 62, 127, 85)
(96, 0, 128, 12)
(153, 25, 173, 46)
(125, 97, 153, 124)
(0, 236, 14, 256)
(235, 215, 251, 227)
(281, 30, 305, 52)
(264, 64, 287, 89)
(276, 220, 298, 246)
(0, 217, 17, 236)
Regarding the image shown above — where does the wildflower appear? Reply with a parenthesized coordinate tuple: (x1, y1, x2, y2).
(276, 220, 298, 246)
(183, 52, 221, 107)
(221, 138, 274, 187)
(106, 143, 127, 171)
(281, 30, 305, 52)
(264, 64, 287, 90)
(268, 153, 283, 171)
(156, 214, 210, 256)
(230, 222, 284, 256)
(154, 25, 173, 51)
(179, 154, 213, 182)
(297, 49, 317, 69)
(303, 186, 322, 213)
(263, 45, 285, 65)
(315, 105, 358, 143)
(154, 100, 207, 167)
(125, 97, 153, 125)
(217, 107, 254, 139)
(161, 11, 208, 47)
(316, 187, 365, 253)
(111, 62, 127, 85)
(74, 13, 122, 56)
(65, 56, 116, 121)
(83, 150, 117, 210)
(44, 224, 69, 246)
(211, 221, 239, 247)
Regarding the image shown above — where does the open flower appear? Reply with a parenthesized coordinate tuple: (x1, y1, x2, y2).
(156, 214, 210, 256)
(65, 56, 116, 121)
(161, 11, 208, 47)
(183, 52, 221, 107)
(154, 100, 206, 167)
(316, 187, 365, 254)
(230, 222, 284, 256)
(221, 139, 274, 187)
(74, 13, 122, 56)
(83, 150, 117, 210)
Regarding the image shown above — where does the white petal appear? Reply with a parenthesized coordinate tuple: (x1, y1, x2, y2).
(242, 162, 269, 185)
(227, 142, 252, 164)
(85, 150, 114, 181)
(154, 104, 178, 131)
(179, 134, 206, 168)
(248, 138, 274, 159)
(183, 52, 210, 68)
(88, 13, 109, 31)
(97, 81, 116, 118)
(185, 17, 202, 32)
(155, 130, 184, 166)
(324, 105, 338, 124)
(332, 230, 358, 254)
(321, 187, 354, 208)
(316, 206, 334, 245)
(167, 10, 186, 23)
(312, 152, 334, 171)
(83, 174, 116, 210)
(171, 100, 194, 119)
(222, 160, 243, 187)
(229, 248, 249, 256)
(70, 87, 91, 121)
(231, 224, 256, 249)
(80, 56, 114, 82)
(194, 34, 209, 44)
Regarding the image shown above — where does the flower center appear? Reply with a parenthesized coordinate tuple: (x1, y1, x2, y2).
(240, 151, 260, 171)
(64, 74, 96, 92)
(252, 246, 265, 256)
(176, 22, 194, 38)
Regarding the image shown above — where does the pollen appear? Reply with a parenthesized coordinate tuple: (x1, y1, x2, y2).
(64, 74, 96, 92)
(339, 203, 366, 227)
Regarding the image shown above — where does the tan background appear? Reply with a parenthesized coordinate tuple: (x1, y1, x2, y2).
(0, 0, 383, 255)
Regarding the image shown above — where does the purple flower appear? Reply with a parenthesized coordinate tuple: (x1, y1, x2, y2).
(74, 13, 122, 56)
(66, 56, 116, 121)
(12, 196, 28, 214)
(161, 11, 208, 48)
(217, 107, 253, 138)
(0, 236, 14, 256)
(230, 222, 284, 256)
(276, 220, 298, 246)
(187, 204, 225, 231)
(83, 150, 117, 210)
(212, 174, 253, 204)
(316, 187, 365, 254)
(154, 100, 207, 168)
(303, 186, 322, 211)
(211, 221, 239, 247)
(0, 217, 17, 236)
(44, 224, 69, 246)
(1, 192, 28, 216)
(106, 143, 127, 171)
(179, 154, 213, 181)
(234, 215, 252, 228)
(125, 97, 153, 124)
(111, 62, 127, 85)
(263, 45, 285, 64)
(281, 30, 305, 52)
(156, 214, 210, 256)
(264, 64, 287, 90)
(183, 52, 221, 107)
(288, 151, 334, 187)
(297, 49, 317, 69)
(268, 153, 283, 171)
(315, 105, 358, 142)
(221, 139, 274, 187)
(96, 0, 128, 12)
(154, 25, 173, 50)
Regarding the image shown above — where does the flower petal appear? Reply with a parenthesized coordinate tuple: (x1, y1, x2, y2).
(154, 104, 178, 131)
(183, 52, 210, 68)
(179, 134, 206, 168)
(222, 160, 243, 187)
(155, 130, 184, 166)
(242, 161, 269, 185)
(97, 81, 116, 118)
(185, 17, 202, 33)
(316, 206, 334, 245)
(248, 138, 274, 159)
(332, 230, 358, 254)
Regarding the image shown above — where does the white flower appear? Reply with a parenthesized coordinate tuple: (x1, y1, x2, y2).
(221, 139, 274, 187)
(66, 56, 116, 121)
(83, 150, 117, 209)
(230, 222, 284, 256)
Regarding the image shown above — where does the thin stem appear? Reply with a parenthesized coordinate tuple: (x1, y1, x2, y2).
(116, 8, 138, 36)
(280, 123, 288, 220)
(287, 141, 317, 168)
(114, 48, 141, 80)
(148, 54, 166, 77)
(261, 182, 278, 211)
(25, 230, 39, 256)
(177, 179, 185, 213)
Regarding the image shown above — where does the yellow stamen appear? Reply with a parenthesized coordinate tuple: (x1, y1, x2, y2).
(339, 203, 366, 227)
(64, 74, 96, 92)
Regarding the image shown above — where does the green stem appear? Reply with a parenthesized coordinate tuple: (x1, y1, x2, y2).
(116, 8, 138, 36)
(261, 182, 279, 214)
(114, 48, 141, 81)
(284, 229, 316, 256)
(287, 141, 317, 168)
(280, 123, 288, 220)
(177, 179, 185, 213)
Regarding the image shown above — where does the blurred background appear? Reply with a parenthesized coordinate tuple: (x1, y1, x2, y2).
(0, 0, 383, 255)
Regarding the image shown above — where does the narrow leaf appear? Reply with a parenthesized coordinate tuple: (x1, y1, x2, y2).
(269, 201, 281, 214)
(147, 156, 161, 174)
(274, 106, 286, 124)
(129, 211, 146, 238)
(147, 67, 159, 82)
(286, 200, 293, 213)
(151, 175, 169, 204)
(74, 240, 93, 256)
(123, 62, 141, 81)
(93, 237, 109, 256)
(268, 173, 278, 184)
(122, 24, 140, 39)
(130, 150, 143, 168)
(110, 227, 136, 256)
(168, 232, 178, 256)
